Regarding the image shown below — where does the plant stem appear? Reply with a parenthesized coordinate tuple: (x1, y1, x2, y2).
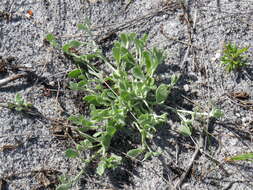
(162, 105, 208, 117)
(77, 130, 100, 143)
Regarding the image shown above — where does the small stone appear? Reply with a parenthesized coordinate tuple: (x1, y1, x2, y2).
(235, 113, 241, 117)
(242, 117, 247, 124)
(49, 81, 55, 86)
(183, 84, 190, 92)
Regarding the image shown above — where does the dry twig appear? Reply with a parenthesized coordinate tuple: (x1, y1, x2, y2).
(0, 73, 27, 87)
(174, 146, 200, 189)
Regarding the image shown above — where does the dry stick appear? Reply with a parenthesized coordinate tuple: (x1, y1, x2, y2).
(180, 1, 193, 71)
(216, 0, 221, 13)
(54, 80, 65, 112)
(173, 4, 202, 189)
(174, 146, 200, 189)
(199, 6, 253, 15)
(124, 0, 133, 11)
(2, 168, 60, 180)
(0, 73, 27, 87)
(175, 139, 180, 165)
(160, 27, 202, 50)
(0, 144, 21, 152)
(62, 4, 179, 39)
(225, 94, 253, 110)
(92, 4, 179, 31)
(192, 9, 198, 31)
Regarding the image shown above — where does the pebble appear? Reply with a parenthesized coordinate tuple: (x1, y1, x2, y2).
(49, 81, 55, 86)
(183, 84, 190, 92)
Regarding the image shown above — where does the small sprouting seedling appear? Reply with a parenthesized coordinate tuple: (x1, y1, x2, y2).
(8, 93, 33, 111)
(221, 42, 249, 72)
(45, 33, 59, 48)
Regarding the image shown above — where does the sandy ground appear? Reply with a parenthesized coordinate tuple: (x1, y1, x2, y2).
(0, 0, 253, 189)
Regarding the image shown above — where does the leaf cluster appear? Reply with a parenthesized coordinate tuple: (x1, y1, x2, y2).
(46, 22, 225, 189)
(8, 93, 33, 111)
(221, 42, 249, 72)
(64, 33, 178, 176)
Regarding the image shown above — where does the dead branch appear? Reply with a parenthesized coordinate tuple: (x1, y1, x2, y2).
(0, 73, 28, 87)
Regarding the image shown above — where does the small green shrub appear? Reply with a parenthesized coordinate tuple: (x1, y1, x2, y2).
(65, 33, 178, 175)
(220, 42, 249, 72)
(8, 93, 33, 111)
(47, 31, 178, 189)
(46, 22, 223, 189)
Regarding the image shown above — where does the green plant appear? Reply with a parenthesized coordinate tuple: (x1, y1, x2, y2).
(220, 42, 249, 72)
(47, 26, 177, 173)
(8, 93, 33, 111)
(66, 32, 178, 174)
(46, 22, 223, 189)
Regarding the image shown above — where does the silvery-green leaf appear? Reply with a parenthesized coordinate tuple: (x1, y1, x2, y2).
(179, 125, 192, 136)
(65, 149, 79, 158)
(156, 84, 168, 104)
(127, 148, 144, 158)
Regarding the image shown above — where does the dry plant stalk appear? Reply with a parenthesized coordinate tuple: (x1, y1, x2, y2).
(0, 73, 27, 87)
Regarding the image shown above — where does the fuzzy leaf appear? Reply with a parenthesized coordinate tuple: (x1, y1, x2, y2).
(153, 48, 163, 66)
(132, 66, 145, 80)
(120, 33, 129, 46)
(156, 84, 168, 104)
(46, 33, 55, 42)
(77, 140, 93, 151)
(142, 151, 161, 161)
(15, 93, 24, 105)
(143, 51, 152, 75)
(112, 46, 121, 64)
(68, 115, 94, 129)
(107, 126, 117, 136)
(96, 161, 106, 176)
(91, 108, 110, 121)
(68, 69, 82, 78)
(69, 81, 87, 91)
(70, 40, 82, 48)
(65, 149, 79, 158)
(101, 134, 112, 153)
(83, 95, 102, 105)
(210, 108, 224, 119)
(62, 44, 71, 53)
(179, 125, 192, 136)
(108, 154, 122, 166)
(127, 148, 144, 158)
(143, 152, 153, 161)
(46, 34, 58, 47)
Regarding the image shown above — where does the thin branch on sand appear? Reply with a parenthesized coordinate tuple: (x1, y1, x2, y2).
(0, 73, 28, 87)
